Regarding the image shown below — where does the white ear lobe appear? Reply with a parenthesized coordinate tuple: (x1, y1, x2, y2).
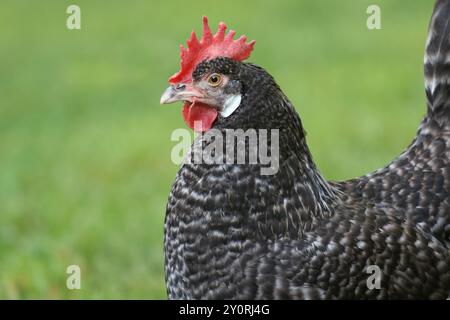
(220, 94, 242, 118)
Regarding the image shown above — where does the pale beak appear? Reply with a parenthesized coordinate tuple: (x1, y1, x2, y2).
(160, 84, 203, 105)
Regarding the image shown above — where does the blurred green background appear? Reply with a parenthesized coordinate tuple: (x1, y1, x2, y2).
(0, 0, 432, 298)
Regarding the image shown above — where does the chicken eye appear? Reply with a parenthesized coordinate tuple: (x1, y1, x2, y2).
(208, 74, 222, 87)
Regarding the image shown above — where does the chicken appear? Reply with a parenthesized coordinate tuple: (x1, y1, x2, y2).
(161, 1, 450, 299)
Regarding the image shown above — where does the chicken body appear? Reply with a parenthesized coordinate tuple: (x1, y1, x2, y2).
(164, 1, 450, 299)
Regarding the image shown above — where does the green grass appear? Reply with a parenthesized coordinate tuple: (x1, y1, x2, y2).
(0, 0, 433, 298)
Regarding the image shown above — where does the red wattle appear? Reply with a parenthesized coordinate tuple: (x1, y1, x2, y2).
(182, 101, 218, 132)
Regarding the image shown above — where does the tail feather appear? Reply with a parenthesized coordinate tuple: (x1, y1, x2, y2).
(424, 0, 450, 118)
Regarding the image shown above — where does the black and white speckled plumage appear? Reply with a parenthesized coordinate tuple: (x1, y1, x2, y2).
(164, 1, 450, 299)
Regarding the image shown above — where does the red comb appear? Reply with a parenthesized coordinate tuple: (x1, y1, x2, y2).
(168, 16, 256, 84)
